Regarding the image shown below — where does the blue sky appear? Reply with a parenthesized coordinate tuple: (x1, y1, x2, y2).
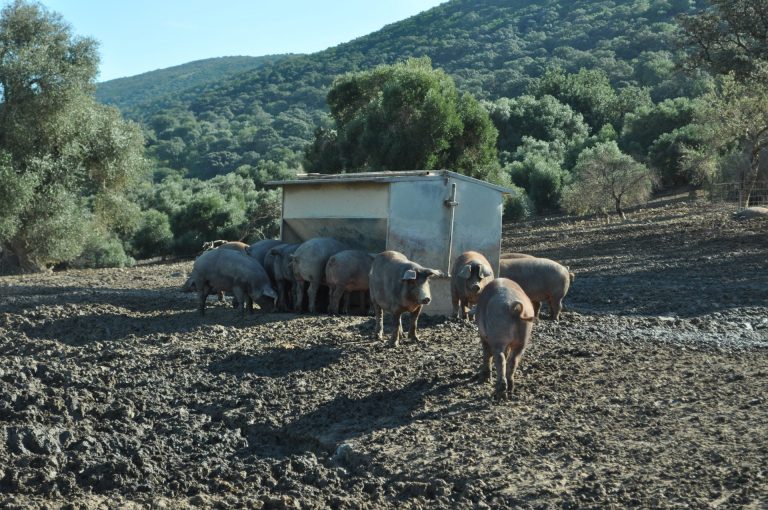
(38, 1, 447, 82)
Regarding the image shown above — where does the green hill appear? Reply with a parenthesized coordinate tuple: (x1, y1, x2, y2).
(101, 0, 709, 180)
(96, 55, 292, 115)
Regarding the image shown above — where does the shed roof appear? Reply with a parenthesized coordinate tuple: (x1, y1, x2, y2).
(266, 169, 516, 194)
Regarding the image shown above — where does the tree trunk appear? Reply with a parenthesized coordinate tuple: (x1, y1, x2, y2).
(743, 144, 762, 208)
(614, 198, 626, 220)
(1, 239, 45, 274)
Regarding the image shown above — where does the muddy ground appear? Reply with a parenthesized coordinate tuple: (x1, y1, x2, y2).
(0, 199, 766, 509)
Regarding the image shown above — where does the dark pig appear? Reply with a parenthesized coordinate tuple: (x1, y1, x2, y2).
(191, 248, 277, 317)
(291, 237, 348, 313)
(475, 278, 535, 401)
(450, 251, 494, 320)
(368, 251, 442, 347)
(270, 243, 301, 312)
(325, 250, 375, 315)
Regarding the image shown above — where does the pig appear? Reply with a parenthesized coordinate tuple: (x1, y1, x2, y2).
(269, 243, 301, 312)
(246, 239, 282, 267)
(734, 206, 768, 220)
(450, 251, 494, 320)
(201, 240, 247, 253)
(498, 257, 573, 320)
(191, 248, 277, 317)
(475, 278, 535, 401)
(193, 241, 249, 304)
(368, 251, 442, 347)
(291, 237, 348, 313)
(325, 250, 375, 315)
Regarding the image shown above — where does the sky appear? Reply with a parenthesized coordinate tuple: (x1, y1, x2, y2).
(37, 0, 447, 82)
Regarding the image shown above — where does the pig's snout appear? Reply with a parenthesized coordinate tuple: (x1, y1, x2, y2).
(470, 283, 481, 292)
(421, 297, 431, 305)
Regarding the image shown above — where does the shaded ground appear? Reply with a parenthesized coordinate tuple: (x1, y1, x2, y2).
(0, 199, 766, 509)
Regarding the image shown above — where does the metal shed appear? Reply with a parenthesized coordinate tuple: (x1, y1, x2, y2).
(267, 170, 515, 315)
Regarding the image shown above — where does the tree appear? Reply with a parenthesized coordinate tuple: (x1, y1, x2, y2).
(304, 57, 499, 181)
(687, 69, 768, 206)
(486, 95, 589, 166)
(561, 142, 655, 219)
(619, 97, 699, 159)
(0, 1, 146, 271)
(528, 67, 620, 130)
(678, 0, 768, 79)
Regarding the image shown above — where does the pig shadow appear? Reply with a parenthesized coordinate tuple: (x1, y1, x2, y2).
(0, 285, 193, 314)
(238, 375, 477, 459)
(208, 344, 344, 378)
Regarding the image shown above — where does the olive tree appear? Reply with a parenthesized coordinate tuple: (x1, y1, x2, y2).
(561, 142, 655, 219)
(684, 70, 768, 206)
(0, 1, 146, 271)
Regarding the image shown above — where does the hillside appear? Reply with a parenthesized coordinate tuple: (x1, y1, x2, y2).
(1, 200, 766, 507)
(100, 0, 709, 179)
(95, 55, 292, 116)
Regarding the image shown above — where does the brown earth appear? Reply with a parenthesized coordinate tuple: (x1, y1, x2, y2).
(0, 199, 766, 509)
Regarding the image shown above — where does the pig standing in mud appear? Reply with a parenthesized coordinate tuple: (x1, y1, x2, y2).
(325, 250, 375, 315)
(191, 248, 277, 317)
(184, 240, 250, 303)
(291, 237, 348, 313)
(451, 251, 494, 320)
(499, 257, 573, 320)
(475, 278, 535, 401)
(368, 251, 442, 347)
(270, 243, 301, 311)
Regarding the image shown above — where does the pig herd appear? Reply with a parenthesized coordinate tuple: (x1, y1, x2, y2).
(183, 238, 574, 401)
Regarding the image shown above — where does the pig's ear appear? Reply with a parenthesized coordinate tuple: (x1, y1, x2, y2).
(426, 269, 444, 278)
(457, 264, 471, 279)
(514, 302, 534, 322)
(402, 269, 418, 280)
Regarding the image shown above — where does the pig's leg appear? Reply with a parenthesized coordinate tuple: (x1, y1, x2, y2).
(232, 287, 246, 318)
(408, 305, 423, 341)
(198, 285, 210, 316)
(328, 285, 343, 314)
(342, 292, 351, 315)
(307, 281, 320, 313)
(460, 298, 470, 321)
(493, 350, 508, 401)
(373, 301, 384, 341)
(506, 347, 524, 397)
(532, 301, 541, 319)
(549, 297, 562, 321)
(276, 280, 287, 311)
(451, 290, 460, 318)
(389, 311, 403, 347)
(478, 340, 492, 383)
(293, 280, 305, 312)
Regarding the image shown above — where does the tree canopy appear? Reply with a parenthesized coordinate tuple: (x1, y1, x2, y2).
(304, 58, 500, 181)
(0, 0, 146, 271)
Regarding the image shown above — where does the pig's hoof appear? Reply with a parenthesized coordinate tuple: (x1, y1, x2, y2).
(477, 372, 491, 384)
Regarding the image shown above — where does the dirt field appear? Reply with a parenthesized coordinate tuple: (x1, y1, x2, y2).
(1, 199, 766, 509)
